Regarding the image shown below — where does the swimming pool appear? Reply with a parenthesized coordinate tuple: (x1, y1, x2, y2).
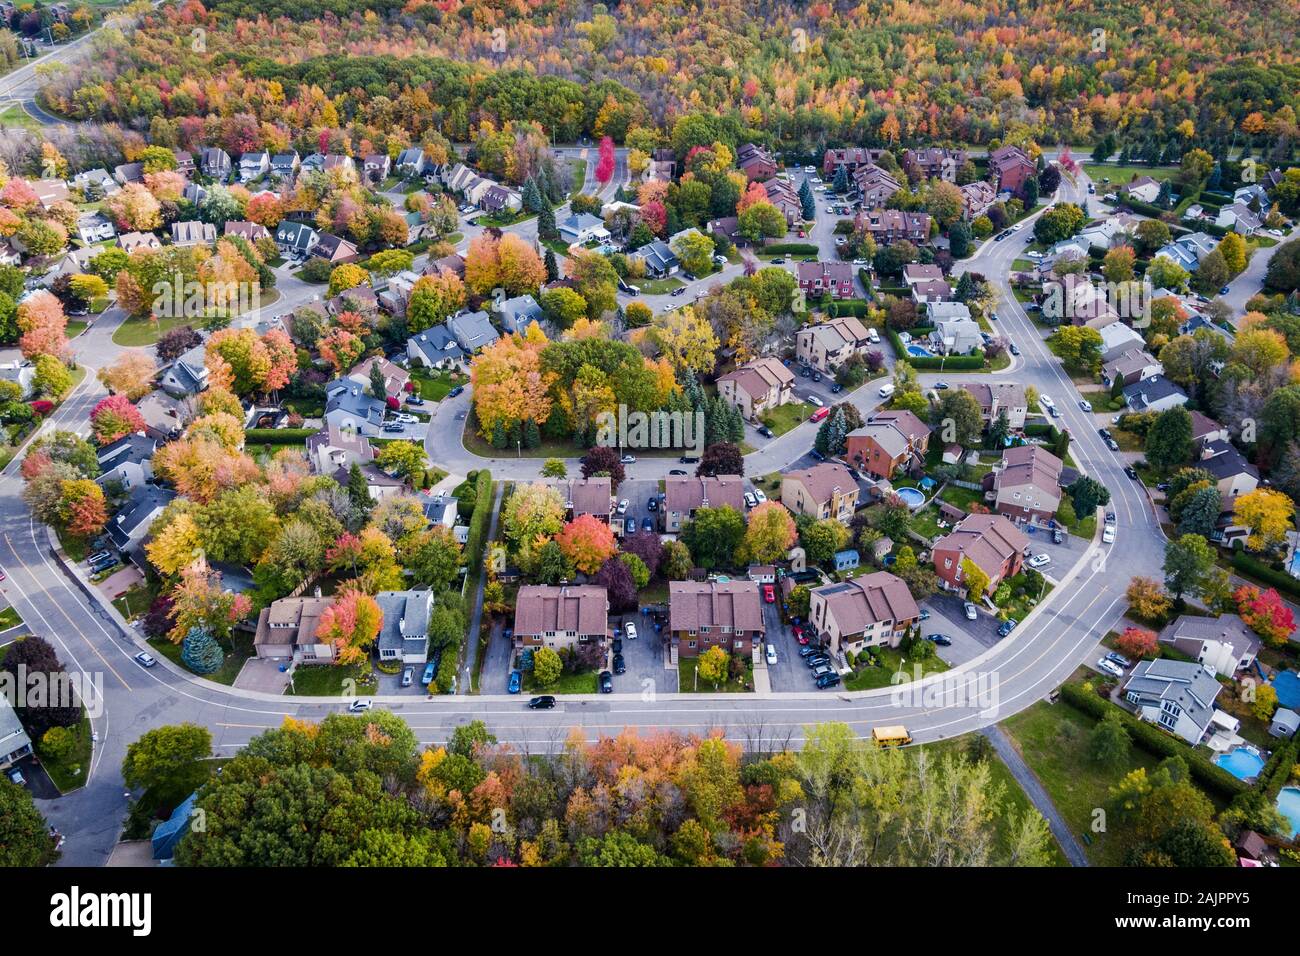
(1213, 746, 1266, 780)
(1272, 670, 1300, 710)
(906, 345, 935, 358)
(1277, 787, 1300, 839)
(894, 487, 926, 510)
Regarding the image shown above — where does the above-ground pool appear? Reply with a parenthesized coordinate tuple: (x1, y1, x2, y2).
(1272, 670, 1300, 710)
(906, 345, 935, 357)
(1277, 787, 1300, 839)
(1213, 746, 1266, 781)
(894, 487, 926, 510)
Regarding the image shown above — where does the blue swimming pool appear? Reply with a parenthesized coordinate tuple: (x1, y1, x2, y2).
(1213, 747, 1266, 780)
(894, 487, 926, 509)
(906, 345, 935, 357)
(1277, 787, 1300, 839)
(1273, 670, 1300, 710)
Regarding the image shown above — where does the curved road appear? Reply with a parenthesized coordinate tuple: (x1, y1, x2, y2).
(1, 163, 1169, 866)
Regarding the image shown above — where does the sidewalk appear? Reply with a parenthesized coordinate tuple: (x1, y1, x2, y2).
(981, 725, 1090, 867)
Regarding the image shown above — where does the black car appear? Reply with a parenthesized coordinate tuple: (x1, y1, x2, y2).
(925, 633, 952, 646)
(933, 381, 949, 390)
(757, 426, 773, 438)
(447, 385, 464, 398)
(811, 371, 822, 383)
(798, 645, 818, 658)
(1009, 343, 1020, 356)
(679, 455, 699, 464)
(1125, 466, 1139, 479)
(809, 449, 826, 462)
(612, 638, 623, 655)
(669, 469, 688, 476)
(598, 671, 613, 693)
(1052, 528, 1064, 544)
(647, 497, 658, 512)
(613, 654, 626, 675)
(771, 258, 785, 265)
(671, 287, 686, 297)
(815, 673, 841, 689)
(528, 695, 556, 709)
(997, 619, 1017, 638)
(641, 517, 654, 532)
(830, 383, 842, 393)
(800, 366, 812, 378)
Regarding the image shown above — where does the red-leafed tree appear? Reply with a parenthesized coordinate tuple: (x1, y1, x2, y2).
(1234, 585, 1297, 647)
(1113, 626, 1159, 660)
(316, 586, 383, 666)
(595, 135, 615, 184)
(90, 394, 147, 446)
(556, 514, 618, 575)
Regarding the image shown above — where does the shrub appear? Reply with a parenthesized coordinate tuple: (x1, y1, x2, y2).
(243, 427, 317, 444)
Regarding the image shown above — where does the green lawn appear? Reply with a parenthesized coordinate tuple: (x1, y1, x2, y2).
(636, 276, 683, 295)
(678, 656, 754, 693)
(1081, 163, 1175, 187)
(65, 320, 90, 338)
(1002, 698, 1163, 866)
(38, 716, 94, 793)
(409, 367, 462, 402)
(111, 584, 153, 621)
(522, 670, 599, 695)
(0, 606, 22, 630)
(1078, 388, 1124, 413)
(287, 662, 377, 696)
(908, 504, 945, 542)
(56, 528, 90, 562)
(112, 314, 195, 347)
(995, 574, 1054, 624)
(843, 644, 949, 691)
(147, 629, 257, 686)
(759, 401, 813, 437)
(569, 159, 587, 197)
(937, 483, 985, 512)
(0, 104, 39, 130)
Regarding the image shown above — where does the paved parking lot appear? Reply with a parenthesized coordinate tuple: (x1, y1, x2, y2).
(920, 592, 1005, 667)
(763, 598, 814, 692)
(615, 479, 662, 535)
(1016, 522, 1080, 576)
(613, 610, 677, 695)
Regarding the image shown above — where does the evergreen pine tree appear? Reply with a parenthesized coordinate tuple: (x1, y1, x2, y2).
(544, 249, 559, 282)
(491, 419, 508, 449)
(181, 626, 224, 675)
(523, 418, 541, 449)
(538, 202, 558, 242)
(347, 462, 370, 510)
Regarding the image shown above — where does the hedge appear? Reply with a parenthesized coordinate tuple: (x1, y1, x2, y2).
(461, 469, 494, 587)
(905, 352, 986, 371)
(1059, 682, 1247, 799)
(1257, 739, 1297, 799)
(828, 299, 871, 317)
(761, 242, 819, 256)
(244, 427, 317, 444)
(1231, 553, 1300, 600)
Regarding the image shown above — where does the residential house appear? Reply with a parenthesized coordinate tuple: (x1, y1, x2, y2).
(172, 150, 196, 176)
(107, 485, 176, 559)
(253, 595, 336, 662)
(1158, 613, 1260, 678)
(322, 155, 355, 176)
(1216, 201, 1262, 235)
(862, 208, 931, 244)
(118, 231, 162, 254)
(348, 355, 409, 401)
(716, 357, 795, 421)
(113, 162, 144, 186)
(305, 425, 374, 475)
(480, 184, 523, 214)
(903, 147, 968, 180)
(224, 220, 272, 244)
(170, 220, 216, 247)
(72, 167, 118, 198)
(1190, 411, 1229, 446)
(1121, 660, 1225, 746)
(1099, 321, 1147, 362)
(325, 286, 378, 319)
(558, 212, 610, 246)
(76, 212, 116, 244)
(552, 476, 615, 525)
(911, 277, 953, 304)
(332, 462, 405, 501)
(822, 147, 888, 178)
(1102, 348, 1162, 388)
(182, 182, 207, 207)
(426, 253, 466, 280)
(962, 382, 1027, 430)
(275, 221, 319, 258)
(928, 316, 982, 355)
(668, 580, 765, 659)
(395, 148, 429, 178)
(362, 154, 391, 185)
(932, 513, 1028, 595)
(781, 462, 859, 524)
(736, 143, 777, 182)
(959, 181, 996, 220)
(761, 177, 802, 225)
(96, 433, 156, 491)
(795, 314, 872, 372)
(495, 294, 547, 336)
(32, 178, 70, 210)
(797, 260, 855, 299)
(323, 380, 386, 437)
(854, 165, 902, 209)
(643, 157, 676, 184)
(845, 410, 930, 481)
(158, 343, 208, 398)
(662, 475, 746, 533)
(374, 590, 433, 664)
(422, 493, 459, 530)
(987, 445, 1064, 523)
(0, 360, 35, 398)
(1122, 374, 1188, 414)
(406, 325, 466, 370)
(630, 239, 679, 278)
(311, 233, 360, 265)
(513, 585, 610, 651)
(0, 694, 32, 770)
(270, 152, 300, 181)
(136, 389, 190, 441)
(238, 151, 270, 182)
(200, 147, 232, 181)
(447, 310, 499, 355)
(1124, 175, 1162, 204)
(808, 571, 920, 656)
(988, 144, 1036, 198)
(1198, 439, 1259, 504)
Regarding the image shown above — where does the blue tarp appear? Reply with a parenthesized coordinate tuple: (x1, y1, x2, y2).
(151, 791, 198, 861)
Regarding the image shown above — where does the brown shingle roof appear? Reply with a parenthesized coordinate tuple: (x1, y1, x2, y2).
(669, 580, 765, 634)
(514, 585, 608, 638)
(784, 461, 856, 507)
(663, 475, 745, 514)
(815, 571, 919, 636)
(933, 514, 1028, 579)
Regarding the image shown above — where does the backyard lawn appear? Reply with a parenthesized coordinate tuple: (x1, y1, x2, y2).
(38, 716, 93, 794)
(678, 657, 754, 693)
(1001, 697, 1164, 866)
(1081, 163, 1175, 187)
(937, 483, 985, 512)
(759, 401, 812, 437)
(409, 367, 462, 402)
(843, 644, 949, 691)
(636, 276, 683, 295)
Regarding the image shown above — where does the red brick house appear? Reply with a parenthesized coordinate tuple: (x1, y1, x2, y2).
(668, 580, 765, 660)
(845, 410, 931, 481)
(989, 144, 1036, 199)
(797, 260, 855, 299)
(736, 143, 777, 182)
(932, 514, 1028, 595)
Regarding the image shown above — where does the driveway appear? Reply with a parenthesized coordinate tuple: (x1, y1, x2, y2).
(762, 597, 808, 691)
(233, 657, 292, 694)
(921, 592, 1004, 667)
(615, 478, 661, 535)
(379, 420, 430, 441)
(480, 619, 515, 691)
(622, 608, 677, 695)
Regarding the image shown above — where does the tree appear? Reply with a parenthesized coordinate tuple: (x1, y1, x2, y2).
(1144, 406, 1193, 473)
(533, 646, 563, 686)
(98, 351, 156, 401)
(1067, 475, 1110, 515)
(540, 458, 567, 479)
(649, 309, 719, 374)
(1233, 488, 1293, 552)
(556, 514, 618, 575)
(1177, 485, 1222, 538)
(504, 482, 567, 546)
(316, 587, 383, 665)
(670, 230, 715, 277)
(375, 440, 427, 480)
(1234, 585, 1297, 647)
(90, 394, 147, 445)
(960, 557, 989, 600)
(742, 502, 797, 565)
(800, 517, 850, 565)
(121, 723, 213, 795)
(696, 645, 729, 688)
(0, 635, 81, 738)
(661, 539, 693, 580)
(1163, 534, 1215, 601)
(1114, 626, 1159, 660)
(318, 328, 364, 375)
(1089, 713, 1132, 767)
(32, 354, 72, 399)
(0, 779, 57, 866)
(580, 446, 625, 489)
(681, 506, 746, 570)
(697, 442, 744, 478)
(932, 390, 984, 447)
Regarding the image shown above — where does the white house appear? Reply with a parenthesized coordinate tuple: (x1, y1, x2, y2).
(1121, 659, 1228, 746)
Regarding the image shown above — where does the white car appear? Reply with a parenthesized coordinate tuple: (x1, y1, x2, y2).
(624, 621, 638, 641)
(6, 767, 24, 786)
(744, 491, 758, 509)
(1011, 223, 1023, 232)
(963, 602, 979, 621)
(766, 644, 778, 665)
(393, 413, 417, 424)
(134, 652, 157, 668)
(616, 499, 629, 515)
(1102, 524, 1116, 544)
(804, 165, 816, 173)
(1097, 658, 1124, 678)
(619, 454, 636, 464)
(1027, 553, 1051, 569)
(753, 489, 767, 504)
(852, 258, 867, 265)
(347, 699, 374, 713)
(1078, 400, 1092, 412)
(1026, 250, 1043, 258)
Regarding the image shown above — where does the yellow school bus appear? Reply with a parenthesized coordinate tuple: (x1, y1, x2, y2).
(871, 725, 912, 746)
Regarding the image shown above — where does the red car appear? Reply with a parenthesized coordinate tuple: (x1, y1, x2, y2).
(792, 624, 808, 645)
(762, 584, 776, 603)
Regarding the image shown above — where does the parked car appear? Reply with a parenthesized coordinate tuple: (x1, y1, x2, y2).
(1106, 651, 1133, 669)
(1098, 427, 1112, 440)
(134, 652, 157, 668)
(641, 517, 654, 532)
(422, 662, 436, 685)
(830, 383, 843, 393)
(918, 609, 931, 621)
(1027, 553, 1051, 569)
(598, 670, 613, 693)
(625, 518, 636, 535)
(393, 413, 417, 424)
(447, 385, 464, 398)
(806, 655, 831, 669)
(625, 621, 638, 640)
(963, 602, 979, 621)
(765, 644, 778, 665)
(620, 454, 637, 464)
(1097, 658, 1124, 678)
(1106, 437, 1120, 451)
(762, 584, 776, 603)
(933, 381, 949, 390)
(811, 664, 834, 680)
(1052, 528, 1064, 545)
(1102, 524, 1116, 544)
(7, 767, 25, 786)
(669, 469, 687, 476)
(997, 619, 1017, 638)
(926, 633, 952, 646)
(1009, 343, 1020, 356)
(1078, 400, 1092, 412)
(382, 423, 404, 433)
(744, 491, 758, 509)
(616, 499, 629, 515)
(753, 490, 767, 504)
(528, 695, 556, 709)
(347, 699, 373, 713)
(647, 497, 658, 512)
(671, 287, 686, 297)
(613, 654, 626, 675)
(679, 455, 699, 464)
(799, 645, 818, 658)
(401, 667, 414, 687)
(815, 673, 841, 689)
(757, 426, 773, 438)
(508, 670, 521, 694)
(1124, 465, 1139, 480)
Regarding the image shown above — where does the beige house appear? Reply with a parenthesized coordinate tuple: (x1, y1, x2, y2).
(716, 357, 795, 420)
(253, 596, 335, 662)
(808, 571, 920, 656)
(795, 315, 873, 373)
(781, 462, 859, 524)
(962, 382, 1027, 431)
(988, 445, 1064, 523)
(512, 585, 610, 651)
(662, 475, 746, 533)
